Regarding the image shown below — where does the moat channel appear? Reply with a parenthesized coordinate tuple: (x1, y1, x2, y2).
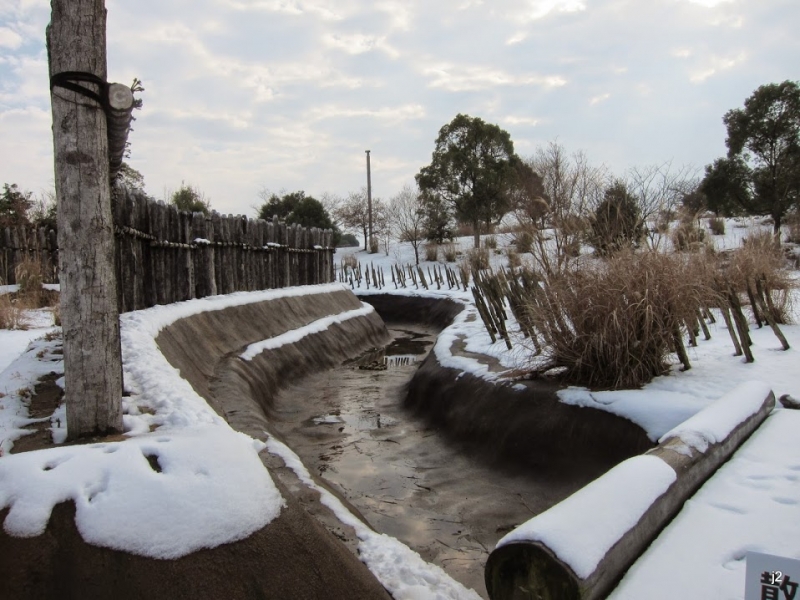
(269, 324, 598, 598)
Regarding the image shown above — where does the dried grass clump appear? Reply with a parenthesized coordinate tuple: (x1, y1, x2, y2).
(785, 213, 800, 244)
(15, 257, 43, 308)
(507, 249, 522, 269)
(708, 217, 726, 236)
(524, 251, 718, 389)
(442, 243, 458, 262)
(424, 243, 439, 262)
(671, 221, 707, 252)
(0, 292, 28, 330)
(484, 235, 498, 250)
(729, 230, 793, 323)
(515, 230, 533, 254)
(341, 254, 358, 269)
(466, 247, 489, 272)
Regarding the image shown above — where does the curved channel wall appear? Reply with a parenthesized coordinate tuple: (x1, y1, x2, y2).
(362, 293, 654, 473)
(0, 284, 392, 600)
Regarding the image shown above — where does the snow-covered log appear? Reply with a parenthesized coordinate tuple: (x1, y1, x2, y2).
(485, 381, 775, 600)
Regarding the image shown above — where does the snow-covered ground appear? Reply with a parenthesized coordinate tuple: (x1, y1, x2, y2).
(0, 218, 797, 600)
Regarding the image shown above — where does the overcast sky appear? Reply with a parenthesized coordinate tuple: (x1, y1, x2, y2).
(1, 0, 798, 216)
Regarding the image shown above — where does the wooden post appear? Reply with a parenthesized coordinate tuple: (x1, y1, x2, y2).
(47, 0, 123, 439)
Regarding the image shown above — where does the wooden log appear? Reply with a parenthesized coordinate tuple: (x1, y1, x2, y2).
(755, 277, 790, 350)
(48, 0, 123, 438)
(106, 82, 134, 182)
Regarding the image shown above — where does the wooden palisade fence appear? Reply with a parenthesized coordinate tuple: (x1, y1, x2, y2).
(0, 225, 59, 286)
(0, 185, 335, 313)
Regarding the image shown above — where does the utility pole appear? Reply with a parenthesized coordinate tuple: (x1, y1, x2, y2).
(366, 149, 373, 253)
(47, 0, 123, 439)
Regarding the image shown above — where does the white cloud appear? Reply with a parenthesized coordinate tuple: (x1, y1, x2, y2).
(0, 26, 23, 48)
(422, 63, 567, 92)
(672, 48, 693, 59)
(506, 31, 528, 45)
(509, 0, 586, 23)
(501, 115, 540, 126)
(323, 33, 399, 58)
(589, 93, 610, 105)
(690, 51, 747, 82)
(681, 0, 734, 7)
(710, 13, 743, 28)
(218, 0, 352, 21)
(375, 1, 414, 30)
(307, 104, 425, 122)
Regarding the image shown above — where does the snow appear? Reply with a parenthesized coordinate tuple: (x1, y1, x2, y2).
(266, 436, 482, 600)
(0, 288, 377, 557)
(659, 380, 773, 452)
(609, 410, 800, 600)
(240, 303, 375, 360)
(495, 455, 677, 579)
(337, 231, 800, 598)
(0, 335, 62, 456)
(0, 425, 283, 558)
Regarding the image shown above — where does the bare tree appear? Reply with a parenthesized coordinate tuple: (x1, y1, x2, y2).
(521, 141, 608, 274)
(47, 0, 123, 439)
(388, 185, 426, 265)
(335, 188, 386, 252)
(627, 161, 699, 250)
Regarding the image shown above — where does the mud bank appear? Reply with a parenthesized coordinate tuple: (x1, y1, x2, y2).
(361, 294, 654, 473)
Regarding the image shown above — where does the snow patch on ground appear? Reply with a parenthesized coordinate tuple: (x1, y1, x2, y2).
(0, 425, 283, 558)
(0, 335, 63, 455)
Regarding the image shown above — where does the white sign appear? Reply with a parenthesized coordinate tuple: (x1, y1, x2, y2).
(746, 551, 800, 600)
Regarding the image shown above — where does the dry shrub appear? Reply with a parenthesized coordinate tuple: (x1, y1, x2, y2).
(341, 254, 358, 269)
(466, 248, 489, 272)
(786, 213, 800, 244)
(442, 243, 458, 262)
(507, 249, 522, 269)
(15, 257, 43, 308)
(671, 221, 707, 252)
(0, 292, 28, 330)
(484, 235, 498, 250)
(708, 217, 726, 236)
(729, 230, 793, 323)
(524, 251, 718, 389)
(515, 230, 534, 254)
(424, 243, 439, 262)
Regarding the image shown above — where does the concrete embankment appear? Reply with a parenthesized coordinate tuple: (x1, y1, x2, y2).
(0, 285, 392, 600)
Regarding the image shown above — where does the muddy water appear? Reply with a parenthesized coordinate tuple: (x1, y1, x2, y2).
(270, 325, 593, 598)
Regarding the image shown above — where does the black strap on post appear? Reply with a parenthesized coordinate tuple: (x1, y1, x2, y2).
(50, 71, 109, 111)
